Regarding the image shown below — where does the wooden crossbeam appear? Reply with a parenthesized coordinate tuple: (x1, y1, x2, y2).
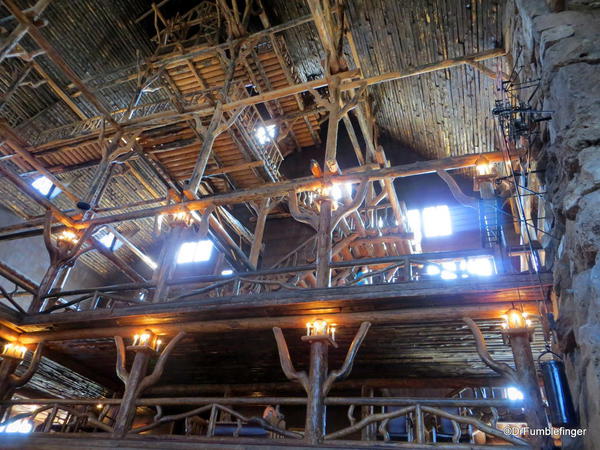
(70, 151, 506, 229)
(2, 0, 118, 126)
(32, 49, 504, 152)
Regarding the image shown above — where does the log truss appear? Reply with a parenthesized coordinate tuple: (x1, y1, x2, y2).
(0, 1, 552, 448)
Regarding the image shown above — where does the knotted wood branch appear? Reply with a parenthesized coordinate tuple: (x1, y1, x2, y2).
(288, 191, 319, 230)
(463, 317, 518, 383)
(114, 335, 129, 383)
(324, 322, 371, 394)
(272, 327, 309, 392)
(11, 341, 44, 387)
(332, 179, 369, 229)
(436, 170, 478, 208)
(42, 211, 57, 262)
(194, 205, 216, 237)
(139, 331, 186, 392)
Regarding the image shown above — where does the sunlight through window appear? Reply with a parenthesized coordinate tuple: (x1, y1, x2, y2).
(177, 240, 213, 264)
(507, 387, 524, 401)
(93, 229, 122, 251)
(32, 176, 61, 198)
(467, 257, 494, 276)
(330, 183, 352, 200)
(0, 418, 32, 433)
(255, 125, 276, 145)
(407, 209, 422, 244)
(422, 205, 452, 237)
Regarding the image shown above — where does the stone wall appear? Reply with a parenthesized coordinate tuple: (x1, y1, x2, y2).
(505, 1, 600, 447)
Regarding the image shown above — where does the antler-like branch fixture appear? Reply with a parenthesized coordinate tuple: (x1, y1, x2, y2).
(139, 331, 186, 392)
(273, 322, 371, 395)
(272, 327, 309, 391)
(114, 335, 129, 383)
(324, 322, 371, 394)
(463, 317, 518, 383)
(9, 341, 45, 387)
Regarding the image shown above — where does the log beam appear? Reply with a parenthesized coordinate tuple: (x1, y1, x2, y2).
(14, 288, 549, 343)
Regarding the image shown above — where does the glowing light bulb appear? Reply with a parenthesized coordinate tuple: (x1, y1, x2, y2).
(475, 155, 492, 176)
(502, 308, 529, 329)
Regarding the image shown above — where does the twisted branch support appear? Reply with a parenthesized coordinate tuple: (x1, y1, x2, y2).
(436, 170, 478, 209)
(323, 321, 371, 394)
(30, 211, 96, 313)
(463, 317, 518, 382)
(0, 342, 44, 419)
(464, 317, 549, 448)
(112, 331, 185, 436)
(273, 322, 370, 444)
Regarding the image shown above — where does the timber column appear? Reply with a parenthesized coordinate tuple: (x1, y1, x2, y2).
(152, 210, 191, 303)
(315, 195, 333, 288)
(113, 331, 185, 436)
(273, 322, 370, 445)
(0, 342, 44, 419)
(112, 345, 151, 435)
(503, 327, 548, 432)
(302, 332, 335, 443)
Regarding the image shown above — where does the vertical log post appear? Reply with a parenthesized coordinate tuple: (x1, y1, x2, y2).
(273, 322, 370, 445)
(112, 350, 150, 436)
(505, 329, 548, 432)
(361, 385, 376, 440)
(0, 343, 44, 420)
(29, 213, 93, 313)
(113, 332, 185, 436)
(249, 198, 271, 269)
(316, 197, 333, 288)
(152, 225, 185, 303)
(464, 317, 550, 448)
(304, 336, 330, 443)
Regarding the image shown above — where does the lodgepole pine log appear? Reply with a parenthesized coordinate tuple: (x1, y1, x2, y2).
(464, 317, 549, 448)
(112, 332, 185, 436)
(0, 343, 44, 419)
(273, 322, 370, 444)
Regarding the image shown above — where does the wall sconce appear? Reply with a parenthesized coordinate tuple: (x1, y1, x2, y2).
(1, 342, 28, 360)
(501, 308, 533, 344)
(128, 329, 163, 353)
(501, 308, 532, 330)
(475, 155, 493, 176)
(303, 319, 337, 346)
(56, 229, 79, 246)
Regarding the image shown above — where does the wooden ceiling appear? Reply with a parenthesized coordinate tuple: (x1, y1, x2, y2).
(270, 0, 505, 161)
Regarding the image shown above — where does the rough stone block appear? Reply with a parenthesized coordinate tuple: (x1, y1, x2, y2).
(548, 63, 600, 148)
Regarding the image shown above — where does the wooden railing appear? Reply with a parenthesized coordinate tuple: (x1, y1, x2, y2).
(0, 396, 530, 447)
(28, 248, 504, 314)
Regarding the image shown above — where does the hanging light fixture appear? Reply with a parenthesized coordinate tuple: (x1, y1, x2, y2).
(501, 308, 532, 330)
(500, 307, 534, 345)
(56, 229, 79, 246)
(1, 342, 28, 360)
(475, 154, 493, 176)
(129, 329, 163, 353)
(305, 319, 337, 341)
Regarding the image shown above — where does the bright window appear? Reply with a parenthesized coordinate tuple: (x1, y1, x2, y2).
(467, 256, 494, 276)
(330, 183, 352, 200)
(255, 125, 276, 145)
(93, 229, 122, 251)
(32, 176, 61, 198)
(177, 240, 213, 264)
(0, 418, 32, 433)
(422, 205, 452, 237)
(425, 256, 495, 280)
(507, 387, 524, 401)
(221, 269, 233, 276)
(407, 209, 422, 243)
